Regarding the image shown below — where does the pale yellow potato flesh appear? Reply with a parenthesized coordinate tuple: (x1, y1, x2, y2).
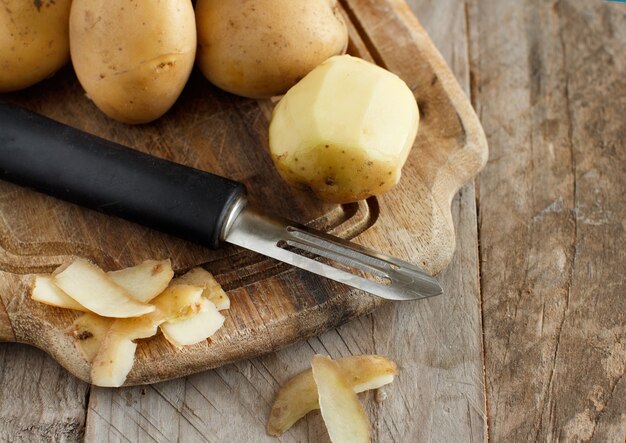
(31, 275, 88, 312)
(172, 267, 230, 310)
(54, 259, 154, 318)
(160, 298, 225, 348)
(312, 355, 371, 443)
(267, 355, 396, 436)
(195, 0, 348, 98)
(69, 0, 196, 123)
(269, 55, 419, 203)
(0, 0, 72, 92)
(108, 259, 174, 303)
(66, 313, 114, 362)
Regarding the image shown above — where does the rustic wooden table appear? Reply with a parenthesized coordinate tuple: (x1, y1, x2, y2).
(0, 1, 624, 442)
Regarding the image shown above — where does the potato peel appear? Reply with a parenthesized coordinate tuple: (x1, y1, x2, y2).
(54, 259, 155, 318)
(312, 355, 371, 443)
(90, 316, 161, 387)
(66, 313, 114, 362)
(31, 275, 88, 312)
(267, 355, 396, 436)
(108, 259, 174, 303)
(89, 285, 205, 387)
(150, 284, 204, 319)
(30, 258, 230, 388)
(172, 267, 230, 310)
(160, 298, 225, 348)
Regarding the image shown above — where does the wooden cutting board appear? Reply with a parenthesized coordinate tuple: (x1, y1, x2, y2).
(0, 0, 487, 385)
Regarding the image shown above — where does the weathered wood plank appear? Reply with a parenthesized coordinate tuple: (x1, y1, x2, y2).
(84, 1, 486, 441)
(0, 270, 88, 442)
(0, 343, 88, 442)
(470, 0, 625, 440)
(347, 2, 486, 440)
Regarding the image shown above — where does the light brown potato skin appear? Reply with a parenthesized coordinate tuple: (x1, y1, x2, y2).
(195, 0, 348, 99)
(69, 0, 196, 124)
(0, 0, 72, 93)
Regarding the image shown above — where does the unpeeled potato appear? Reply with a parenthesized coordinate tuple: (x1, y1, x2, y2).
(195, 0, 348, 98)
(0, 0, 72, 92)
(69, 0, 196, 124)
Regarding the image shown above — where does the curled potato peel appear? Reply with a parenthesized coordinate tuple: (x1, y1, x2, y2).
(267, 355, 396, 436)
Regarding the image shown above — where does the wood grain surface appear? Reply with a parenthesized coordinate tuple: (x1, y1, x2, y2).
(1, 0, 624, 442)
(470, 0, 625, 441)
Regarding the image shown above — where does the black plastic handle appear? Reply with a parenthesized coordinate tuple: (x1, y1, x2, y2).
(0, 103, 246, 248)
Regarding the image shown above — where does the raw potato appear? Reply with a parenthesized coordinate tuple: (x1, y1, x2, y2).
(267, 355, 396, 436)
(312, 355, 371, 443)
(0, 0, 72, 92)
(108, 259, 174, 303)
(195, 0, 348, 98)
(67, 313, 114, 362)
(269, 55, 419, 203)
(172, 267, 230, 310)
(69, 0, 196, 123)
(54, 259, 155, 318)
(31, 275, 88, 312)
(160, 298, 225, 347)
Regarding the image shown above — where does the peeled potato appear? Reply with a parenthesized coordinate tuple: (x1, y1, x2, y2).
(269, 55, 419, 203)
(267, 355, 396, 436)
(0, 0, 72, 92)
(196, 0, 348, 98)
(69, 0, 196, 123)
